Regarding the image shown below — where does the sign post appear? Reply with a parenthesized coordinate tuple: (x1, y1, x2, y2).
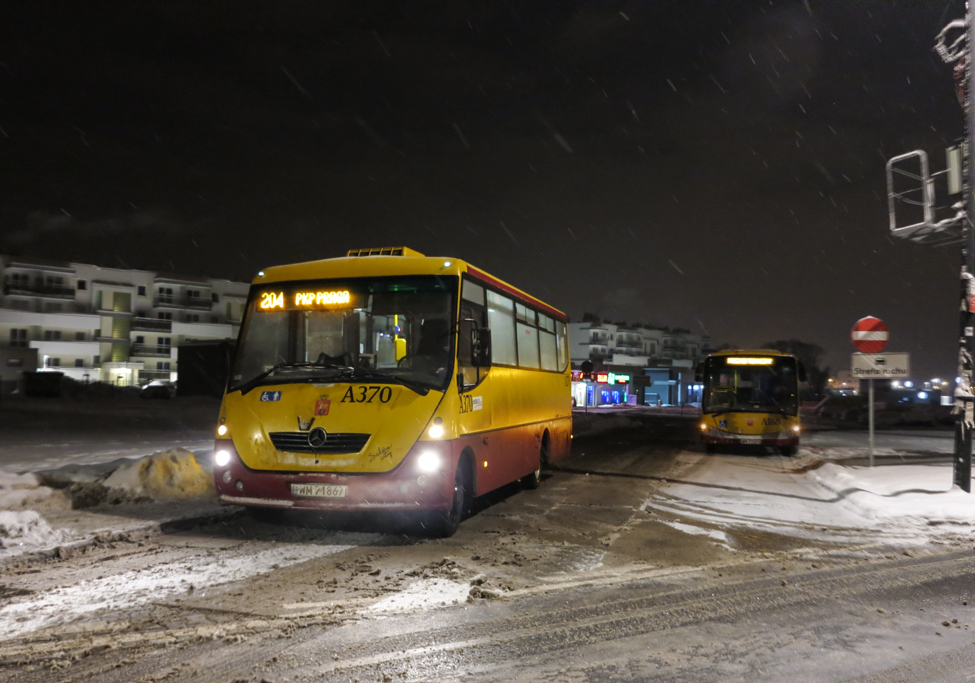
(851, 317, 892, 467)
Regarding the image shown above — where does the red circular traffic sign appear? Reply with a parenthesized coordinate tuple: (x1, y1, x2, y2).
(851, 316, 888, 353)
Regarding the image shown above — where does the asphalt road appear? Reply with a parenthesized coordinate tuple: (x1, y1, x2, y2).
(2, 404, 973, 681)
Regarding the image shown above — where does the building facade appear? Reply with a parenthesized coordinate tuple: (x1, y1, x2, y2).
(568, 320, 709, 407)
(0, 255, 249, 391)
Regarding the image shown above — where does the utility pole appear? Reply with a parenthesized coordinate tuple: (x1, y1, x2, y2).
(887, 8, 972, 491)
(955, 3, 975, 492)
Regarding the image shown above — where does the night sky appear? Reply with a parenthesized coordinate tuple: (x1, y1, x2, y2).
(0, 0, 967, 380)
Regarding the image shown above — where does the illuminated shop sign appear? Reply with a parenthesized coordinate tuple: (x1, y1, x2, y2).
(726, 357, 773, 366)
(259, 289, 354, 311)
(594, 372, 630, 384)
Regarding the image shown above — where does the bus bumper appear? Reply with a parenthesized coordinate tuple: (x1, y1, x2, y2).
(700, 429, 799, 448)
(211, 439, 455, 512)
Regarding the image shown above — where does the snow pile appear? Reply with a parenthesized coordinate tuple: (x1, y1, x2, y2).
(648, 447, 975, 548)
(0, 471, 55, 509)
(810, 460, 975, 527)
(0, 510, 74, 550)
(102, 448, 214, 499)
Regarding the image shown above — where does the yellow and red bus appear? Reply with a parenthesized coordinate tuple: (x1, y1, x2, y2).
(696, 350, 806, 456)
(212, 247, 572, 535)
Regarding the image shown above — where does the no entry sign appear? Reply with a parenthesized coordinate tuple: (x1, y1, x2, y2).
(851, 316, 889, 353)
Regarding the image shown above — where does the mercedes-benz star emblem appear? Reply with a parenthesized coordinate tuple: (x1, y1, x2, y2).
(308, 427, 328, 449)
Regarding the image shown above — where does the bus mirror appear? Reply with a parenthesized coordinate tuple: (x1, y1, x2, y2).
(694, 363, 703, 383)
(797, 362, 808, 383)
(472, 328, 492, 367)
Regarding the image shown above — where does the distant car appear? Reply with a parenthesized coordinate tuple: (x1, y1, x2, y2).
(140, 380, 177, 399)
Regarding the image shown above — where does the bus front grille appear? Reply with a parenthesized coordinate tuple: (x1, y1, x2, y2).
(268, 432, 370, 454)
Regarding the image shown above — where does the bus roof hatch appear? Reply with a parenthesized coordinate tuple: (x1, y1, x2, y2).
(346, 247, 426, 257)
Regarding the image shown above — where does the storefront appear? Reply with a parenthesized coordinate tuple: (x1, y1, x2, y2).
(570, 370, 632, 407)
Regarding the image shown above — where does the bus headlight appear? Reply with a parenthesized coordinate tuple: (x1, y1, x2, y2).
(427, 417, 444, 439)
(417, 449, 442, 473)
(217, 424, 229, 437)
(700, 423, 708, 432)
(792, 425, 800, 433)
(214, 449, 232, 468)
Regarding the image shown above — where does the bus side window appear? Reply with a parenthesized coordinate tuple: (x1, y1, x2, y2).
(459, 277, 488, 391)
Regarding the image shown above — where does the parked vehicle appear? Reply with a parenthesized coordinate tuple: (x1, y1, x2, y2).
(140, 380, 177, 399)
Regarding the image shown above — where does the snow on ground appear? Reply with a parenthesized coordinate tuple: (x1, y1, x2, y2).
(0, 541, 356, 640)
(367, 577, 473, 614)
(648, 445, 975, 548)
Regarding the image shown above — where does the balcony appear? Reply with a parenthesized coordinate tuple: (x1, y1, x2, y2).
(6, 283, 76, 299)
(131, 344, 173, 358)
(154, 295, 213, 311)
(96, 335, 131, 344)
(132, 317, 173, 332)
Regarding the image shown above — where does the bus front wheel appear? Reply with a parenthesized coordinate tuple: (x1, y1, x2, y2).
(521, 433, 549, 490)
(426, 458, 472, 537)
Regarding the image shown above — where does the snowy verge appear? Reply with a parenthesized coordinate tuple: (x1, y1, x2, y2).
(647, 447, 975, 548)
(0, 449, 218, 558)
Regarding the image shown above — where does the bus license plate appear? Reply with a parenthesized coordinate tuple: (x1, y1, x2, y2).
(291, 483, 347, 499)
(736, 436, 761, 444)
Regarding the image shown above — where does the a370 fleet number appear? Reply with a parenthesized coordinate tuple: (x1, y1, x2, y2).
(341, 386, 392, 403)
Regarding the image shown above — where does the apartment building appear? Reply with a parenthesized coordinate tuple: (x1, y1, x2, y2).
(0, 255, 249, 390)
(568, 320, 709, 407)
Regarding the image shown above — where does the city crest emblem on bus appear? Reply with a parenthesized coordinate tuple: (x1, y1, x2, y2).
(315, 396, 331, 416)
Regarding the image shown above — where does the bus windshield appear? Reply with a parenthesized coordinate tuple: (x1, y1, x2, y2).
(229, 275, 458, 395)
(702, 356, 799, 416)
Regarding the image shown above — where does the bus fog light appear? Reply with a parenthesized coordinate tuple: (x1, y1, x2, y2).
(235, 480, 244, 491)
(222, 471, 233, 484)
(214, 450, 232, 467)
(417, 450, 441, 473)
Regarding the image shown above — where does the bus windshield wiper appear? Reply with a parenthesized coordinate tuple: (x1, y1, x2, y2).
(340, 367, 431, 396)
(237, 362, 316, 395)
(238, 362, 353, 395)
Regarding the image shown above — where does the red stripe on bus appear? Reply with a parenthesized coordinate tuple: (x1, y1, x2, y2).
(466, 266, 567, 321)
